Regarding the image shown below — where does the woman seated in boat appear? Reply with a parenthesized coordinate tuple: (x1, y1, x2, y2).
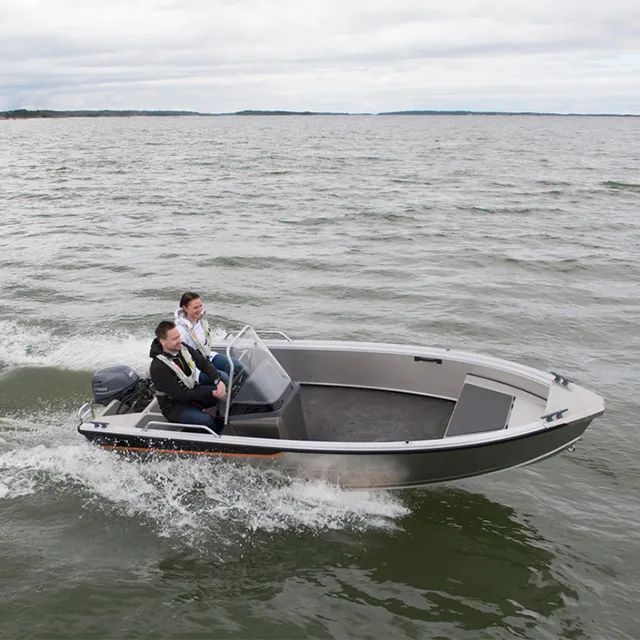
(174, 291, 245, 387)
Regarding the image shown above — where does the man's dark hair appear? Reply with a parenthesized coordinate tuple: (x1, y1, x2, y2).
(155, 320, 176, 340)
(179, 291, 201, 308)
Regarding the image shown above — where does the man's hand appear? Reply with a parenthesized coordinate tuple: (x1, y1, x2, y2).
(212, 380, 227, 400)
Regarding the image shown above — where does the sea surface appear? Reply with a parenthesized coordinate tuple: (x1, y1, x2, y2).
(0, 114, 639, 639)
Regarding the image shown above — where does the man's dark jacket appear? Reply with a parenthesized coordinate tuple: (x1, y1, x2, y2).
(149, 339, 222, 423)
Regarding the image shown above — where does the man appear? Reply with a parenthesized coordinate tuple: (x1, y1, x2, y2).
(149, 320, 227, 432)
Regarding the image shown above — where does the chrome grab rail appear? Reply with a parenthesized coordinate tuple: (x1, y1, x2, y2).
(142, 421, 221, 437)
(254, 330, 292, 342)
(224, 329, 292, 342)
(224, 325, 254, 425)
(77, 402, 95, 425)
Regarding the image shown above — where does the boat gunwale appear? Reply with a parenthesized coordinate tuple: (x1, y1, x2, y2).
(79, 407, 602, 455)
(78, 338, 605, 454)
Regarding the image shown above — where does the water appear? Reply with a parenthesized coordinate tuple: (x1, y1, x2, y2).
(1, 114, 639, 639)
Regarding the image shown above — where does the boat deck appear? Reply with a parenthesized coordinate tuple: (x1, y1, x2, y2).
(299, 385, 455, 442)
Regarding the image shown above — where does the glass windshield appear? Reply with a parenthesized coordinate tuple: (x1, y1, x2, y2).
(222, 326, 293, 424)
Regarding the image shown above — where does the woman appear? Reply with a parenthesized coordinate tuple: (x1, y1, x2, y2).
(173, 291, 244, 386)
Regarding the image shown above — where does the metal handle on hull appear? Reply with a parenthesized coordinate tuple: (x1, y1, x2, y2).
(541, 408, 569, 423)
(413, 356, 443, 364)
(78, 402, 95, 425)
(224, 329, 292, 341)
(551, 371, 573, 386)
(143, 420, 221, 437)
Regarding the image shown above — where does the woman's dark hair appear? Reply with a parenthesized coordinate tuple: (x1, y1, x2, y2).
(179, 291, 201, 308)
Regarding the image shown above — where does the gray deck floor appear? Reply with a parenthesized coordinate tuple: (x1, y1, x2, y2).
(299, 385, 455, 442)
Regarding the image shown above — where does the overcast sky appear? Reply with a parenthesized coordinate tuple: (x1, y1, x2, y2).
(1, 0, 638, 114)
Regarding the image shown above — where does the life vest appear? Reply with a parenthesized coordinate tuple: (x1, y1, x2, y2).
(177, 312, 212, 357)
(156, 348, 198, 389)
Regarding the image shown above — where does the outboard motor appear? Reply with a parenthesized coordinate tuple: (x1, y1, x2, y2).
(92, 365, 153, 412)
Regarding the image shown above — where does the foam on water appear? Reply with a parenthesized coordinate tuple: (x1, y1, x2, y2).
(0, 319, 150, 372)
(0, 444, 408, 545)
(0, 407, 409, 547)
(0, 318, 410, 545)
(0, 318, 227, 374)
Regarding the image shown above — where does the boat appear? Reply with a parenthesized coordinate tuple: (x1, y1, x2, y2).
(77, 326, 605, 489)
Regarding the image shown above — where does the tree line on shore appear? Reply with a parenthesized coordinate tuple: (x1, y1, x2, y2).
(1, 108, 636, 119)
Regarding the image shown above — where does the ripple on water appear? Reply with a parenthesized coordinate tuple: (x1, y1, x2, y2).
(0, 114, 639, 639)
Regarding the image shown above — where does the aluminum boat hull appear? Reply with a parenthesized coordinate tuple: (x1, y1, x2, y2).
(78, 337, 605, 489)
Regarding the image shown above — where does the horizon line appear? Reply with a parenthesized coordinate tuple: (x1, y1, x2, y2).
(1, 107, 639, 118)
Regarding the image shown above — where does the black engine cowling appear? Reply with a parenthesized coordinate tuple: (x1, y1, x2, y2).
(92, 365, 153, 411)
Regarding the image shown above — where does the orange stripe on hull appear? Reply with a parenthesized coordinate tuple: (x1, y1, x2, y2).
(100, 444, 284, 459)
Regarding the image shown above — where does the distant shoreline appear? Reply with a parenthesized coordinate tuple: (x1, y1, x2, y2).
(1, 108, 638, 119)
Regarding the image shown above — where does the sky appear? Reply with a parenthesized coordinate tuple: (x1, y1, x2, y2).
(1, 0, 639, 114)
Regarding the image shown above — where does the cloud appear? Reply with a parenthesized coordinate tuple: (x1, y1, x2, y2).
(0, 0, 638, 112)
